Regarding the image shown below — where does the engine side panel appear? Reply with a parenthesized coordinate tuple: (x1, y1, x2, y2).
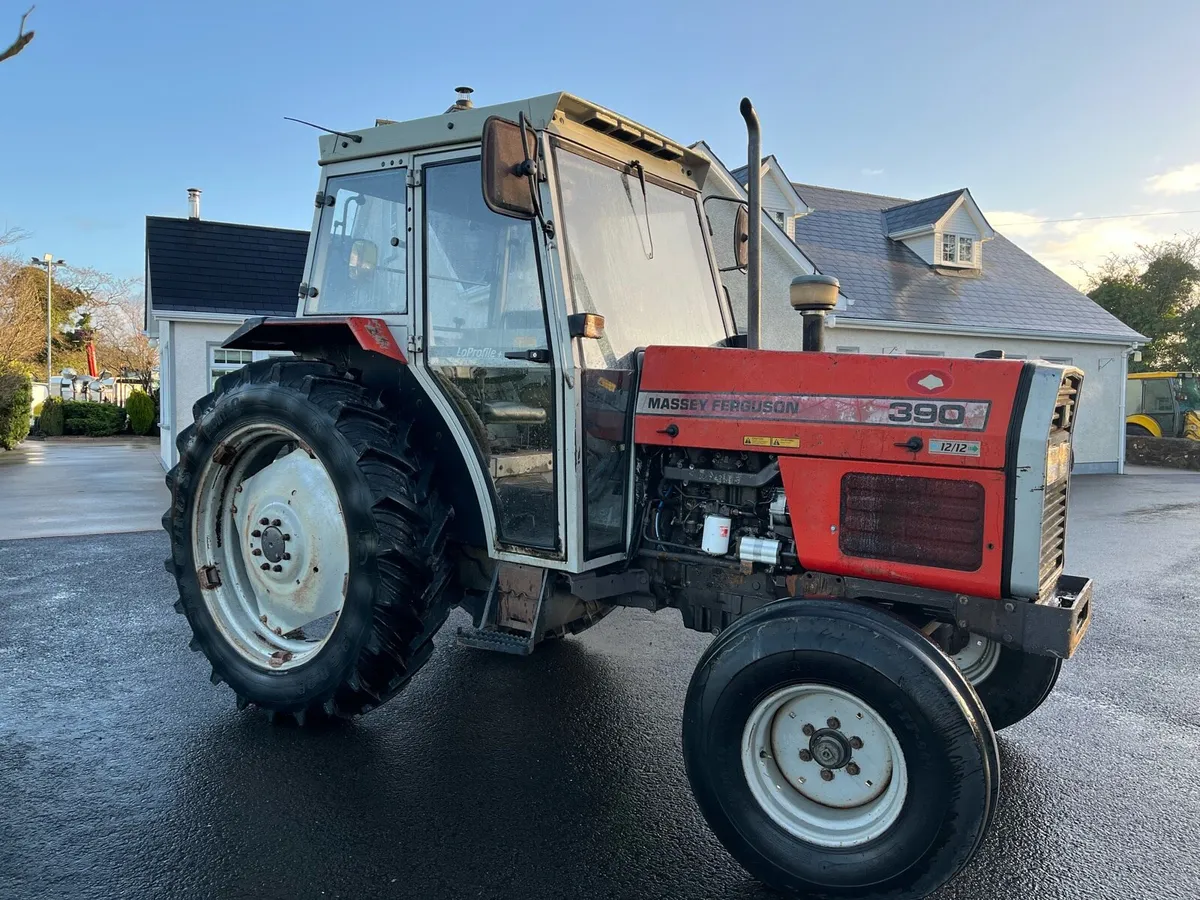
(779, 456, 1008, 598)
(633, 346, 1023, 470)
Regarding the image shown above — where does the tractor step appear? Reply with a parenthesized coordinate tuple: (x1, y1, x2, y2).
(455, 563, 550, 656)
(455, 626, 535, 656)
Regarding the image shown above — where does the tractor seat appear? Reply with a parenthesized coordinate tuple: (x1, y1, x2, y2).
(483, 401, 548, 424)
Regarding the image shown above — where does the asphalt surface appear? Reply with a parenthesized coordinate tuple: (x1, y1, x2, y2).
(0, 438, 168, 540)
(2, 469, 1200, 900)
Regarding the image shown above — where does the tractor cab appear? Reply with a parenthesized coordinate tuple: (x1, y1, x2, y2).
(237, 92, 738, 569)
(1126, 371, 1200, 439)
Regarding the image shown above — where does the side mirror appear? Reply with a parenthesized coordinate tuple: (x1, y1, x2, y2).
(482, 116, 537, 219)
(348, 239, 378, 281)
(734, 204, 749, 269)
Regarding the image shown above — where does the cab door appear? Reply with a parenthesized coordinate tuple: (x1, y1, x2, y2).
(411, 152, 562, 554)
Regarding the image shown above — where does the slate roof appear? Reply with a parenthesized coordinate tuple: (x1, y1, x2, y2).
(145, 217, 309, 318)
(881, 190, 964, 235)
(789, 183, 1145, 343)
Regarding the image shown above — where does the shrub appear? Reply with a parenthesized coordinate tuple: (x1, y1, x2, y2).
(126, 391, 156, 436)
(0, 370, 33, 450)
(62, 401, 127, 437)
(39, 396, 65, 436)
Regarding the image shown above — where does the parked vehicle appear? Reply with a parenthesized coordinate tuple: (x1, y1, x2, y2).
(163, 90, 1093, 899)
(1126, 371, 1200, 438)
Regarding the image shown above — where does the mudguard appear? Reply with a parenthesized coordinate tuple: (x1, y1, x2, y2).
(223, 316, 406, 363)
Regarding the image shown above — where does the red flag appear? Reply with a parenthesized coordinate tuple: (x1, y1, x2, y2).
(86, 342, 99, 378)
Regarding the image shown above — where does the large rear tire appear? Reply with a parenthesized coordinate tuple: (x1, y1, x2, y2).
(683, 599, 998, 899)
(953, 634, 1062, 730)
(164, 359, 458, 722)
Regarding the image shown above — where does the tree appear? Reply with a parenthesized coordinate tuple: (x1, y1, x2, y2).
(1087, 235, 1200, 372)
(0, 6, 34, 64)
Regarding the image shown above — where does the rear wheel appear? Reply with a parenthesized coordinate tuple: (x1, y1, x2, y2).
(684, 599, 998, 899)
(1126, 422, 1154, 437)
(164, 359, 458, 722)
(953, 634, 1062, 730)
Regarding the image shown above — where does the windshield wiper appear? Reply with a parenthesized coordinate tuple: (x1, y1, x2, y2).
(623, 160, 655, 260)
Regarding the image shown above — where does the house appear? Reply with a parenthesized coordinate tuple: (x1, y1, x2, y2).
(145, 196, 307, 470)
(709, 155, 1144, 475)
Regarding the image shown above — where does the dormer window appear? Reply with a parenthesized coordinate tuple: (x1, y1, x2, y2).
(938, 232, 978, 268)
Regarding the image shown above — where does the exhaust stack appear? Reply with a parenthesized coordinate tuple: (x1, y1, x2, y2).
(446, 86, 474, 113)
(187, 188, 201, 220)
(740, 98, 761, 351)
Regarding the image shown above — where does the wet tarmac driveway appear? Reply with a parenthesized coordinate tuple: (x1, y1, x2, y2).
(2, 471, 1199, 900)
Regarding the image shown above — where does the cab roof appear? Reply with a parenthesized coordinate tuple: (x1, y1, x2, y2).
(317, 92, 708, 172)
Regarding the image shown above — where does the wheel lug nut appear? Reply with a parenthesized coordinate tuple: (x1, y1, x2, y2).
(260, 563, 270, 571)
(798, 749, 812, 762)
(271, 519, 281, 527)
(802, 724, 815, 736)
(847, 762, 860, 776)
(259, 517, 269, 526)
(251, 530, 262, 538)
(820, 769, 834, 782)
(251, 548, 262, 556)
(827, 717, 840, 729)
(850, 736, 863, 750)
(283, 534, 291, 541)
(282, 553, 291, 561)
(272, 564, 282, 572)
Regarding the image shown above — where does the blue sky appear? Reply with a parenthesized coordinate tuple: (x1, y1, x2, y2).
(3, 0, 1200, 288)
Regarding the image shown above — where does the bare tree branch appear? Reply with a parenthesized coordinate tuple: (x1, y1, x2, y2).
(0, 6, 34, 65)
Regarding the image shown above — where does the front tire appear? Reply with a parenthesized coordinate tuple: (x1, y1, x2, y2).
(164, 359, 458, 722)
(953, 634, 1062, 730)
(683, 599, 998, 899)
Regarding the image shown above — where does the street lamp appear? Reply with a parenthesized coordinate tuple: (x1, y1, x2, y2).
(30, 254, 66, 386)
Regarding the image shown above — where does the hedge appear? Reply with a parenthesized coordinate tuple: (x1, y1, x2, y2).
(0, 370, 33, 450)
(39, 396, 64, 436)
(62, 401, 127, 437)
(126, 390, 156, 436)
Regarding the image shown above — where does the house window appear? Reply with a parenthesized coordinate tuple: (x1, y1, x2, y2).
(941, 233, 957, 263)
(772, 210, 788, 229)
(907, 349, 946, 357)
(958, 236, 974, 263)
(836, 346, 860, 353)
(1044, 356, 1074, 365)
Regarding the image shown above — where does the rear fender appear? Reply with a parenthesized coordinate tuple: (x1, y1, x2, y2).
(223, 316, 406, 363)
(1125, 413, 1161, 437)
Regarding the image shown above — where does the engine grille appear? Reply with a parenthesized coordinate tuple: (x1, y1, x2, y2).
(1038, 371, 1081, 597)
(1039, 474, 1069, 597)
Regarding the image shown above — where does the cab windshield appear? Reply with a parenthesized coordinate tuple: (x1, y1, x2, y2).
(1176, 374, 1200, 410)
(552, 144, 727, 366)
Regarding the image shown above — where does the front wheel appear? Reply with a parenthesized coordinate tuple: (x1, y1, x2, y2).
(953, 634, 1062, 730)
(683, 599, 998, 899)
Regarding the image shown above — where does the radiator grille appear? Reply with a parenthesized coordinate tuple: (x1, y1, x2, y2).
(840, 473, 985, 571)
(1039, 473, 1069, 597)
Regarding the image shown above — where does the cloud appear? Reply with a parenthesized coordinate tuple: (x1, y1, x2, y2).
(861, 168, 884, 177)
(1145, 162, 1200, 195)
(985, 208, 1196, 289)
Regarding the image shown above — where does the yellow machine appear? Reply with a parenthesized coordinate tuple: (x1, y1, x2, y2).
(1126, 372, 1200, 439)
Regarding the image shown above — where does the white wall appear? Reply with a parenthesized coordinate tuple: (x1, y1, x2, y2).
(160, 319, 246, 469)
(943, 204, 977, 236)
(903, 234, 936, 265)
(820, 325, 1129, 472)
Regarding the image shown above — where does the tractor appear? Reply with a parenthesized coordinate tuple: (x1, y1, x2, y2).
(164, 89, 1094, 899)
(1125, 370, 1200, 439)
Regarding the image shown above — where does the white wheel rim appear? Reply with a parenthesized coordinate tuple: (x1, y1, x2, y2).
(741, 684, 908, 848)
(953, 634, 1001, 685)
(190, 422, 350, 671)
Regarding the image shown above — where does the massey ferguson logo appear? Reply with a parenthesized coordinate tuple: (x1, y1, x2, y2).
(908, 370, 952, 394)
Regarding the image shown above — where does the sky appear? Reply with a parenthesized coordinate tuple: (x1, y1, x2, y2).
(3, 0, 1200, 290)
